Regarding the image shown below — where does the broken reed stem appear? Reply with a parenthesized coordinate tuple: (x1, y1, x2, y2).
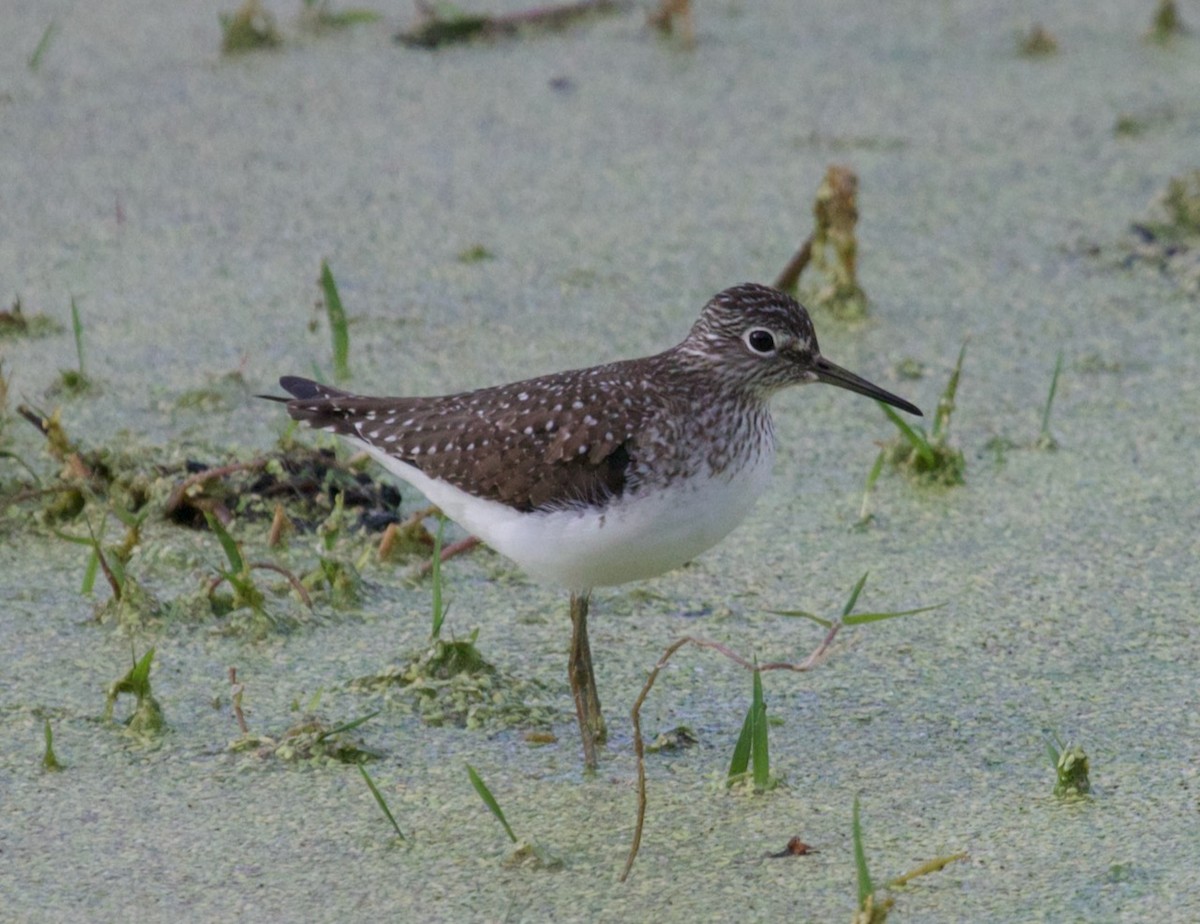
(773, 234, 814, 292)
(417, 534, 482, 576)
(619, 621, 846, 882)
(247, 561, 313, 607)
(229, 666, 249, 735)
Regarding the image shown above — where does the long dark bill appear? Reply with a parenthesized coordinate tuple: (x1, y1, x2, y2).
(813, 356, 923, 417)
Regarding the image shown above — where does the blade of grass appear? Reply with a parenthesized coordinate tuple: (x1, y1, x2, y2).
(42, 718, 63, 771)
(766, 608, 830, 627)
(317, 710, 380, 741)
(750, 667, 770, 792)
(843, 603, 945, 626)
(932, 341, 968, 442)
(28, 21, 57, 70)
(727, 698, 754, 782)
(204, 511, 245, 575)
(879, 402, 934, 466)
(358, 763, 406, 841)
(853, 794, 873, 911)
(1039, 349, 1064, 446)
(70, 296, 86, 377)
(319, 260, 350, 381)
(857, 447, 886, 525)
(466, 763, 517, 843)
(82, 547, 100, 594)
(840, 572, 869, 618)
(129, 648, 155, 696)
(54, 523, 105, 595)
(771, 574, 943, 627)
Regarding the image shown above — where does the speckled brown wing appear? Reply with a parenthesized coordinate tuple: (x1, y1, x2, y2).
(276, 368, 661, 513)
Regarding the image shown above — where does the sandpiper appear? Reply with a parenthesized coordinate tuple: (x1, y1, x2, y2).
(271, 283, 920, 768)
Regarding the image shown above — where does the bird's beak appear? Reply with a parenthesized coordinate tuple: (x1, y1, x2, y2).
(812, 355, 922, 416)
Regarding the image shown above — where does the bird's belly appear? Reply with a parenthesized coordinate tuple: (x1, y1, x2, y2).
(362, 445, 775, 591)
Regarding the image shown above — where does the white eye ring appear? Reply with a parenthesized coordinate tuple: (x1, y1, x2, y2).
(744, 328, 777, 355)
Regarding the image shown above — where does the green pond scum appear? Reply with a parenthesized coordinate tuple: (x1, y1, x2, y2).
(230, 710, 382, 764)
(351, 631, 558, 731)
(219, 0, 281, 53)
(5, 2, 1200, 916)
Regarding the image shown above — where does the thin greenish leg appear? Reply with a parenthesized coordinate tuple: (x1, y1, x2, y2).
(569, 590, 606, 770)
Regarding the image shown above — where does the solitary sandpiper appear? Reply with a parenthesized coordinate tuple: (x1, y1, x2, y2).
(271, 283, 921, 768)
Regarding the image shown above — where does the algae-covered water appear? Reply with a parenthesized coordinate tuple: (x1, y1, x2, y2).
(2, 1, 1199, 921)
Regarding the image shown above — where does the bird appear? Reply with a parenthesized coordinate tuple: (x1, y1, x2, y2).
(269, 283, 921, 768)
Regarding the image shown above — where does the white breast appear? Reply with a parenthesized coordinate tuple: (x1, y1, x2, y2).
(359, 442, 776, 591)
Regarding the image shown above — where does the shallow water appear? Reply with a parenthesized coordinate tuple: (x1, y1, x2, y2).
(2, 1, 1199, 921)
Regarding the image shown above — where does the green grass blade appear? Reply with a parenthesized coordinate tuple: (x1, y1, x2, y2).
(1040, 349, 1064, 438)
(42, 718, 63, 771)
(110, 503, 148, 530)
(765, 608, 832, 627)
(81, 547, 100, 594)
(358, 763, 406, 840)
(29, 21, 57, 71)
(204, 511, 245, 575)
(727, 701, 754, 782)
(933, 341, 968, 441)
(841, 572, 870, 619)
(863, 447, 885, 492)
(430, 515, 446, 640)
(750, 668, 770, 791)
(319, 260, 350, 381)
(318, 8, 381, 26)
(879, 401, 935, 466)
(843, 603, 945, 626)
(857, 448, 886, 524)
(69, 296, 85, 376)
(466, 763, 517, 843)
(318, 709, 381, 741)
(130, 648, 155, 697)
(852, 794, 873, 910)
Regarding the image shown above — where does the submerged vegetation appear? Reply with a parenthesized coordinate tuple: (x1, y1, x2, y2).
(351, 627, 557, 731)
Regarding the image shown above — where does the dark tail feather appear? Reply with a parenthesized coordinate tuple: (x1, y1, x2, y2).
(258, 376, 356, 413)
(278, 376, 354, 401)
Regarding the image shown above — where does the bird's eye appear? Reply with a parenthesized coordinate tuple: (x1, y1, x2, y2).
(745, 329, 777, 354)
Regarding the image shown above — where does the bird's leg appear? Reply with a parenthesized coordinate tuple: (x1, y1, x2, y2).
(569, 590, 606, 770)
